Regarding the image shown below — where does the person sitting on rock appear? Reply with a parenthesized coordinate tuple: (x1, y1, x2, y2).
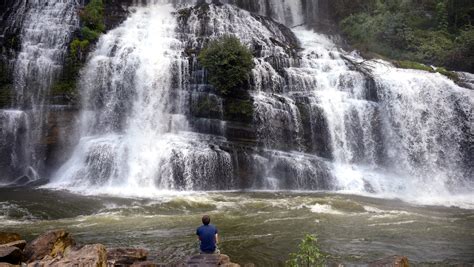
(196, 215, 219, 254)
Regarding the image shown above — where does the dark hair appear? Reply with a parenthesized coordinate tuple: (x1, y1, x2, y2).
(202, 215, 210, 225)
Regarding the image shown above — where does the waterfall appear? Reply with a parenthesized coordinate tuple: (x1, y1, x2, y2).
(0, 0, 78, 182)
(286, 28, 473, 205)
(49, 3, 236, 193)
(0, 0, 468, 207)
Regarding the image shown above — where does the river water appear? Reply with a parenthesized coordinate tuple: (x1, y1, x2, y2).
(1, 188, 472, 266)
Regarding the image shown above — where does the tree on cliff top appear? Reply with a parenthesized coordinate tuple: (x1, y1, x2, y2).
(198, 35, 254, 95)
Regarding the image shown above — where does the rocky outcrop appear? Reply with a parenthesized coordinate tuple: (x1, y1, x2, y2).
(28, 244, 107, 267)
(0, 233, 26, 264)
(23, 230, 75, 262)
(0, 230, 154, 266)
(107, 248, 148, 265)
(0, 247, 22, 265)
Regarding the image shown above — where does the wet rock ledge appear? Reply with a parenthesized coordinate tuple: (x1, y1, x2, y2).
(0, 230, 239, 267)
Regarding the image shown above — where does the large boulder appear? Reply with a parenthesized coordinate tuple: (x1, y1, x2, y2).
(107, 248, 148, 265)
(0, 246, 22, 264)
(0, 233, 21, 245)
(27, 244, 107, 267)
(23, 230, 75, 262)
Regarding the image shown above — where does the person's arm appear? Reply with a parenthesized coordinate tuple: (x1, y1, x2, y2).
(215, 233, 219, 244)
(197, 229, 201, 241)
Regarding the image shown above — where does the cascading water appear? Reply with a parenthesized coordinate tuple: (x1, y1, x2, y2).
(49, 3, 236, 193)
(0, 0, 78, 182)
(285, 28, 474, 206)
(12, 0, 471, 208)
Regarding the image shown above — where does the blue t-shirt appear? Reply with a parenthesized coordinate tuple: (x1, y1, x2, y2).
(196, 224, 218, 252)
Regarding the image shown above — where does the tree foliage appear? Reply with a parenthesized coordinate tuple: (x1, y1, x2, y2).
(198, 35, 254, 95)
(80, 0, 106, 33)
(286, 234, 327, 267)
(332, 0, 474, 72)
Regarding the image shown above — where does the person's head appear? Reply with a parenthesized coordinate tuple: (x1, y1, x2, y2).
(202, 215, 210, 225)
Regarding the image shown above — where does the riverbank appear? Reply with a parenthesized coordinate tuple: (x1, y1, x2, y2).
(0, 230, 414, 267)
(0, 230, 241, 266)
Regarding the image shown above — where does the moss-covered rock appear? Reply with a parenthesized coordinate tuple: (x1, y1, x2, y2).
(395, 60, 434, 72)
(395, 60, 459, 81)
(435, 67, 459, 81)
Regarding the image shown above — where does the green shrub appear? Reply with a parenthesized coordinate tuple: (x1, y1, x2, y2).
(286, 234, 327, 267)
(81, 26, 101, 42)
(446, 27, 474, 71)
(70, 39, 89, 54)
(198, 35, 254, 95)
(413, 30, 454, 64)
(336, 0, 474, 72)
(80, 0, 105, 33)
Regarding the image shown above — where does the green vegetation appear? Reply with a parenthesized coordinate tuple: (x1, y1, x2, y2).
(286, 234, 327, 267)
(332, 0, 474, 73)
(435, 66, 459, 81)
(198, 35, 254, 95)
(194, 96, 222, 118)
(395, 60, 459, 80)
(396, 60, 434, 72)
(80, 0, 106, 34)
(71, 0, 105, 59)
(52, 0, 105, 102)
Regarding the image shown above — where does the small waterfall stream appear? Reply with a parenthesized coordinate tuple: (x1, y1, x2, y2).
(0, 0, 78, 182)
